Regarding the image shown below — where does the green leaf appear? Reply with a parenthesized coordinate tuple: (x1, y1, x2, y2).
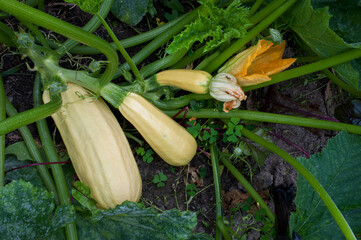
(5, 141, 33, 161)
(136, 147, 145, 156)
(159, 172, 167, 181)
(290, 131, 361, 239)
(65, 0, 104, 14)
(230, 117, 241, 126)
(166, 0, 250, 54)
(111, 0, 150, 26)
(0, 180, 75, 239)
(152, 174, 160, 183)
(287, 0, 361, 90)
(71, 181, 99, 214)
(76, 201, 200, 239)
(4, 154, 45, 188)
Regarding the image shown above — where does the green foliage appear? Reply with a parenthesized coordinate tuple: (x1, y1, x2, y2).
(65, 0, 104, 14)
(287, 0, 361, 90)
(223, 117, 242, 143)
(185, 183, 198, 197)
(136, 147, 154, 163)
(153, 172, 167, 187)
(166, 0, 251, 54)
(290, 131, 361, 239)
(186, 119, 202, 138)
(162, 0, 185, 21)
(0, 180, 75, 239)
(111, 0, 150, 26)
(72, 181, 99, 214)
(5, 141, 33, 161)
(4, 154, 45, 188)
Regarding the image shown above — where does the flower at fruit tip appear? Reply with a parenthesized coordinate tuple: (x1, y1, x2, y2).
(209, 73, 247, 112)
(218, 39, 297, 86)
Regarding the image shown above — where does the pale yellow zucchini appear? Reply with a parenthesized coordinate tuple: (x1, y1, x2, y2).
(155, 69, 212, 94)
(119, 92, 197, 166)
(43, 83, 142, 209)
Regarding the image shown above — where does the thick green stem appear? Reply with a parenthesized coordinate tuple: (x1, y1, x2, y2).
(96, 13, 142, 83)
(70, 13, 188, 55)
(210, 144, 231, 240)
(0, 95, 62, 135)
(113, 11, 198, 79)
(248, 0, 264, 17)
(5, 99, 59, 203)
(240, 128, 356, 240)
(0, 76, 5, 187)
(0, 0, 118, 85)
(220, 157, 276, 224)
(164, 109, 361, 135)
(57, 0, 113, 56)
(33, 75, 78, 240)
(140, 48, 189, 79)
(244, 49, 361, 92)
(204, 0, 297, 73)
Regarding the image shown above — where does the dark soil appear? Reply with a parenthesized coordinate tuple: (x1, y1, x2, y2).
(0, 1, 344, 239)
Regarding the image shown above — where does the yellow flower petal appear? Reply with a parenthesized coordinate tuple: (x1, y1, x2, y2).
(219, 39, 297, 87)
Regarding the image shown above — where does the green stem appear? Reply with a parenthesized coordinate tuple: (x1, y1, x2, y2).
(113, 11, 198, 80)
(140, 48, 189, 79)
(248, 0, 264, 17)
(248, 0, 286, 25)
(322, 69, 361, 99)
(220, 157, 276, 224)
(204, 0, 296, 73)
(210, 144, 231, 240)
(164, 109, 361, 135)
(96, 13, 142, 83)
(0, 95, 62, 135)
(145, 93, 211, 110)
(70, 13, 188, 55)
(5, 98, 59, 204)
(33, 75, 78, 240)
(57, 0, 113, 56)
(0, 0, 118, 86)
(0, 76, 5, 187)
(243, 49, 361, 92)
(240, 128, 356, 240)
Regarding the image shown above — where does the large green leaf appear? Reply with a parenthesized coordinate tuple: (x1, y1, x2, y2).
(290, 131, 361, 239)
(111, 0, 150, 26)
(5, 141, 33, 161)
(0, 180, 75, 239)
(287, 0, 361, 90)
(73, 201, 205, 240)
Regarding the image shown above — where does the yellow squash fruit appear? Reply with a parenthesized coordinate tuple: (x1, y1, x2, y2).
(119, 92, 197, 166)
(43, 83, 142, 209)
(155, 69, 212, 94)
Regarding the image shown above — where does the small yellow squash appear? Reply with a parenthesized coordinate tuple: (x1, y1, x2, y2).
(43, 83, 142, 209)
(155, 69, 212, 94)
(119, 92, 197, 166)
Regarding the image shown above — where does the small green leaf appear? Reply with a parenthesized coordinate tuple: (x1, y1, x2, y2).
(136, 147, 145, 156)
(5, 141, 33, 161)
(159, 172, 167, 181)
(157, 182, 166, 188)
(227, 135, 238, 143)
(65, 0, 104, 14)
(71, 181, 98, 214)
(230, 117, 241, 125)
(152, 175, 160, 183)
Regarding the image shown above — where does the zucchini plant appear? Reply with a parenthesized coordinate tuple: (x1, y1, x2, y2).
(0, 0, 361, 239)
